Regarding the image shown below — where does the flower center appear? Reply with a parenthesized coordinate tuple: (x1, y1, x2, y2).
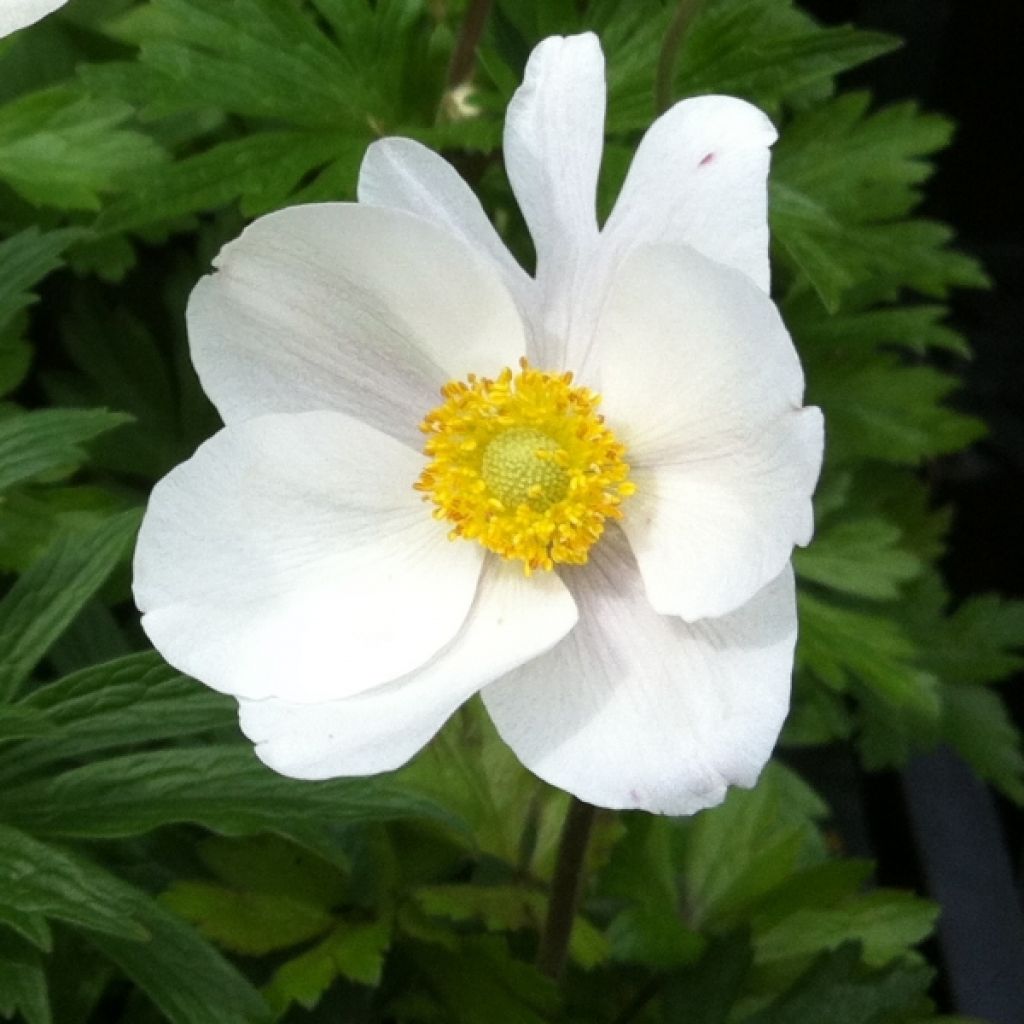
(480, 427, 568, 510)
(415, 358, 635, 573)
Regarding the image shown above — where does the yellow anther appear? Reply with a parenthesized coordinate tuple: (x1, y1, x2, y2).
(415, 359, 634, 572)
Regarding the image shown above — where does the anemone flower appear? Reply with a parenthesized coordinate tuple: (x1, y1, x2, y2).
(134, 32, 823, 815)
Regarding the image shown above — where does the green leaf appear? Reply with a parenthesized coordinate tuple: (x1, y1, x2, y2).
(917, 595, 1024, 686)
(412, 884, 608, 969)
(660, 935, 753, 1024)
(754, 889, 938, 968)
(744, 943, 933, 1024)
(1, 745, 461, 849)
(0, 228, 76, 341)
(0, 931, 50, 1024)
(798, 593, 940, 720)
(680, 763, 827, 927)
(408, 936, 556, 1024)
(795, 517, 924, 600)
(0, 510, 140, 701)
(264, 918, 392, 1014)
(0, 408, 131, 494)
(0, 705, 53, 742)
(808, 357, 985, 465)
(676, 6, 899, 113)
(96, 131, 358, 237)
(941, 685, 1024, 804)
(197, 833, 349, 911)
(396, 700, 547, 864)
(161, 881, 334, 956)
(0, 652, 233, 781)
(0, 88, 164, 210)
(772, 92, 988, 309)
(0, 824, 148, 942)
(86, 885, 271, 1024)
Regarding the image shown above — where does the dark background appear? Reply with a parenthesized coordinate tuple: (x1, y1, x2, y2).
(800, 2, 1023, 1019)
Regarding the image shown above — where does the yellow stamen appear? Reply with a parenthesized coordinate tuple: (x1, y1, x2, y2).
(415, 358, 635, 573)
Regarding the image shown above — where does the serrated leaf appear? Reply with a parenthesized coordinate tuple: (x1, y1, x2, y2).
(680, 763, 827, 927)
(0, 228, 76, 341)
(795, 518, 924, 600)
(798, 593, 940, 720)
(941, 685, 1024, 804)
(0, 652, 233, 782)
(0, 510, 140, 701)
(676, 6, 899, 113)
(0, 745, 462, 849)
(264, 918, 391, 1014)
(745, 943, 933, 1024)
(0, 824, 148, 942)
(0, 408, 131, 494)
(0, 87, 164, 210)
(96, 131, 358, 237)
(754, 890, 938, 968)
(162, 881, 334, 956)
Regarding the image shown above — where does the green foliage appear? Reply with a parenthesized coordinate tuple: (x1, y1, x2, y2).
(0, 0, 1020, 1022)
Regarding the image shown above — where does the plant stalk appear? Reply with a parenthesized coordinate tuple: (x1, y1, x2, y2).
(536, 797, 598, 979)
(446, 0, 494, 89)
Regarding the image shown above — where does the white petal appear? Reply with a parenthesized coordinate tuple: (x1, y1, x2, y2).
(482, 532, 796, 816)
(358, 137, 536, 325)
(238, 559, 577, 779)
(187, 203, 526, 447)
(593, 243, 805, 465)
(503, 33, 605, 367)
(134, 411, 483, 704)
(0, 0, 67, 37)
(601, 96, 777, 294)
(623, 408, 823, 621)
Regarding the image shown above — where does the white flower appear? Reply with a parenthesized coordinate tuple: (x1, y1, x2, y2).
(134, 33, 823, 815)
(0, 0, 68, 38)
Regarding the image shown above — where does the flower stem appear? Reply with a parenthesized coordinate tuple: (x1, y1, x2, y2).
(446, 0, 493, 89)
(536, 796, 597, 979)
(654, 0, 705, 114)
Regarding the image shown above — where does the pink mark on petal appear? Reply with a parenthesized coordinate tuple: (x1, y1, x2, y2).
(698, 152, 716, 167)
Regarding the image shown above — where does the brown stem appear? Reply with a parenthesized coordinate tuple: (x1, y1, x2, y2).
(654, 0, 705, 114)
(535, 797, 597, 979)
(446, 0, 494, 89)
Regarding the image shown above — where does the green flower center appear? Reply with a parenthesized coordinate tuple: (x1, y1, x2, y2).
(480, 427, 569, 510)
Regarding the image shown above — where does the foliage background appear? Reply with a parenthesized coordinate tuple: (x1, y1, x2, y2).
(0, 1, 1020, 1022)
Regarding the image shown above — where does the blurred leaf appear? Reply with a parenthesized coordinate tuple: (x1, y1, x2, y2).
(0, 408, 131, 494)
(162, 881, 334, 956)
(0, 824, 148, 942)
(744, 943, 933, 1024)
(0, 510, 140, 701)
(409, 935, 556, 1024)
(754, 890, 938, 968)
(941, 685, 1024, 804)
(87, 884, 271, 1024)
(198, 833, 348, 909)
(0, 930, 50, 1024)
(0, 88, 163, 210)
